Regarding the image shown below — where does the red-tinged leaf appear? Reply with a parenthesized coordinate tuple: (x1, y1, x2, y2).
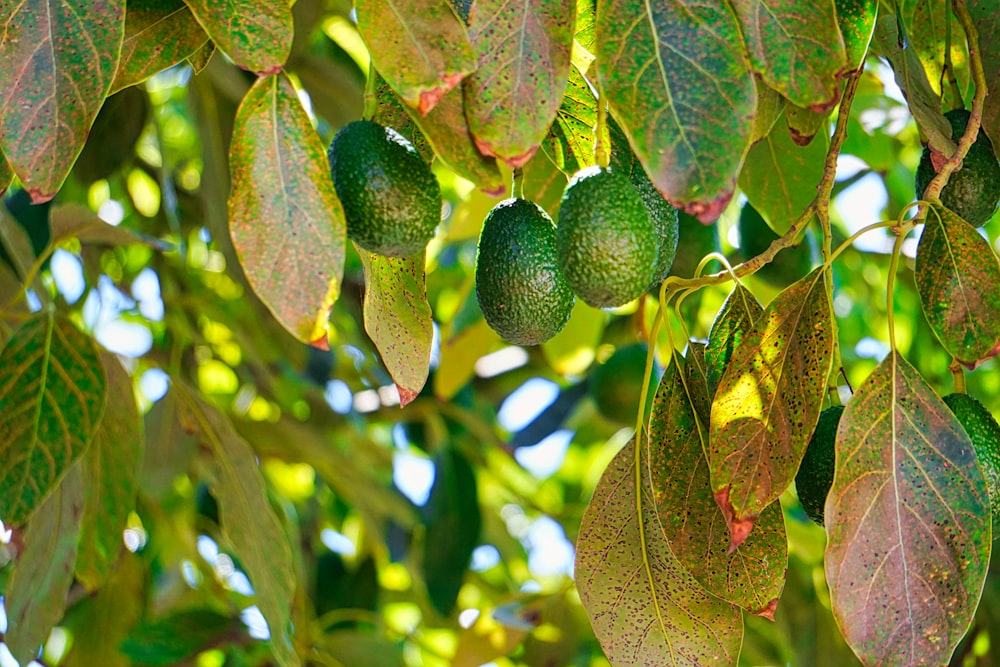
(356, 0, 476, 114)
(648, 356, 787, 617)
(229, 74, 345, 348)
(4, 465, 84, 665)
(825, 352, 991, 667)
(76, 353, 143, 590)
(111, 0, 209, 93)
(915, 205, 1000, 369)
(0, 0, 124, 201)
(705, 283, 764, 400)
(358, 248, 433, 406)
(183, 0, 291, 74)
(542, 63, 597, 175)
(0, 315, 107, 526)
(575, 436, 743, 666)
(464, 0, 575, 168)
(708, 268, 835, 548)
(971, 0, 1000, 153)
(595, 0, 755, 221)
(731, 0, 848, 111)
(176, 384, 300, 667)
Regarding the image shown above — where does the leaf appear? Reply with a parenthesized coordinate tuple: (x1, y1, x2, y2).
(575, 437, 743, 666)
(785, 103, 832, 146)
(837, 0, 878, 72)
(915, 204, 1000, 368)
(176, 385, 300, 667)
(0, 315, 107, 526)
(706, 283, 764, 402)
(0, 0, 124, 201)
(731, 0, 848, 110)
(738, 111, 830, 234)
(971, 0, 1000, 153)
(50, 204, 166, 249)
(897, 0, 968, 112)
(121, 609, 237, 666)
(355, 0, 476, 114)
(359, 248, 433, 406)
(708, 268, 835, 549)
(435, 318, 498, 401)
(74, 86, 149, 183)
(542, 63, 597, 175)
(648, 356, 787, 617)
(595, 0, 755, 221)
(183, 0, 291, 74)
(229, 73, 345, 348)
(0, 148, 11, 196)
(4, 465, 84, 665)
(374, 75, 435, 162)
(464, 0, 575, 168)
(76, 353, 144, 590)
(825, 352, 991, 667)
(111, 0, 209, 93)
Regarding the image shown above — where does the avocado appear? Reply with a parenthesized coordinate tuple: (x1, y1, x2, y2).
(475, 198, 575, 345)
(795, 405, 844, 525)
(589, 342, 657, 425)
(328, 120, 441, 257)
(943, 393, 1000, 536)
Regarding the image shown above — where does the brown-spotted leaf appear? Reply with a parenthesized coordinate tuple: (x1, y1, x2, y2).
(595, 0, 755, 222)
(111, 0, 209, 93)
(229, 74, 345, 348)
(183, 0, 291, 74)
(0, 0, 124, 201)
(825, 352, 990, 667)
(359, 248, 433, 406)
(356, 0, 475, 114)
(464, 0, 575, 168)
(542, 63, 596, 175)
(648, 356, 787, 617)
(706, 283, 764, 400)
(731, 0, 847, 111)
(708, 268, 835, 549)
(0, 315, 107, 526)
(915, 204, 1000, 369)
(575, 436, 743, 666)
(837, 0, 877, 72)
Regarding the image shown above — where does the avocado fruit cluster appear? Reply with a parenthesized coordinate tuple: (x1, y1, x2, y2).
(795, 405, 844, 526)
(943, 392, 1000, 536)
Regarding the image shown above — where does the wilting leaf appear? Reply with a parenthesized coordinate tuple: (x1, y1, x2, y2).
(111, 0, 209, 93)
(708, 268, 835, 549)
(542, 63, 597, 175)
(705, 283, 764, 399)
(5, 465, 84, 665)
(971, 0, 1000, 153)
(356, 0, 475, 114)
(576, 436, 743, 666)
(0, 0, 124, 200)
(825, 352, 991, 667)
(229, 74, 345, 348)
(359, 248, 433, 405)
(595, 0, 755, 221)
(916, 206, 1000, 369)
(0, 315, 107, 526)
(648, 356, 787, 617)
(464, 0, 575, 167)
(184, 0, 291, 74)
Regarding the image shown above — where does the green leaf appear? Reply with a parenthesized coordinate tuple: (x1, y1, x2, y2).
(74, 86, 149, 183)
(111, 0, 209, 93)
(435, 317, 498, 401)
(0, 0, 124, 201)
(76, 353, 143, 590)
(325, 631, 404, 667)
(176, 385, 300, 667)
(785, 104, 832, 147)
(575, 436, 743, 666)
(0, 315, 107, 526)
(229, 73, 345, 348)
(897, 0, 968, 112)
(836, 0, 878, 72)
(359, 248, 434, 406)
(356, 0, 476, 114)
(121, 609, 237, 666)
(575, 0, 596, 52)
(705, 283, 764, 401)
(825, 352, 991, 667)
(542, 64, 597, 176)
(915, 204, 1000, 368)
(595, 0, 755, 221)
(374, 75, 435, 162)
(971, 0, 1000, 153)
(0, 148, 11, 196)
(184, 0, 291, 74)
(731, 0, 847, 110)
(5, 465, 84, 665)
(708, 269, 835, 549)
(541, 298, 606, 376)
(738, 111, 830, 234)
(464, 0, 575, 168)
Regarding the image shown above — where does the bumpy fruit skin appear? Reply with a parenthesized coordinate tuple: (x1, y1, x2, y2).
(915, 109, 1000, 227)
(943, 393, 1000, 536)
(589, 342, 656, 425)
(328, 120, 441, 257)
(795, 405, 844, 526)
(475, 198, 574, 346)
(557, 167, 658, 308)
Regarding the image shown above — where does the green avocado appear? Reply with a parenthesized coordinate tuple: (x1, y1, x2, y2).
(739, 202, 815, 287)
(943, 392, 1000, 536)
(328, 120, 441, 257)
(588, 342, 657, 425)
(795, 405, 844, 525)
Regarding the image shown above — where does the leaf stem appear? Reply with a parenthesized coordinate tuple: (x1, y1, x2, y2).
(511, 167, 524, 199)
(2, 243, 56, 312)
(885, 227, 910, 355)
(363, 60, 378, 121)
(949, 359, 967, 393)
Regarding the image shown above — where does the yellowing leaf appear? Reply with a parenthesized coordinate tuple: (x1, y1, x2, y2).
(542, 63, 598, 176)
(229, 74, 345, 348)
(111, 0, 209, 93)
(184, 0, 291, 74)
(705, 283, 763, 399)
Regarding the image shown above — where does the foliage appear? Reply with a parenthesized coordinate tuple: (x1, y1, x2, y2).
(2, 1, 1000, 666)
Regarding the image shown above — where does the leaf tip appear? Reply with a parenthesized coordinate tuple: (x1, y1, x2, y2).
(713, 486, 756, 552)
(418, 73, 464, 115)
(473, 137, 537, 169)
(27, 188, 56, 205)
(788, 127, 816, 147)
(397, 384, 419, 407)
(754, 597, 779, 621)
(684, 192, 733, 224)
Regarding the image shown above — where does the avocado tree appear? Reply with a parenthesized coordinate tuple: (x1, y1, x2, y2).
(2, 1, 1000, 665)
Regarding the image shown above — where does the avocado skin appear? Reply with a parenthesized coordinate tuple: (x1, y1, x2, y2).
(475, 198, 574, 346)
(915, 109, 1000, 227)
(589, 342, 656, 425)
(796, 405, 844, 526)
(557, 167, 658, 308)
(328, 120, 441, 257)
(943, 392, 1000, 536)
